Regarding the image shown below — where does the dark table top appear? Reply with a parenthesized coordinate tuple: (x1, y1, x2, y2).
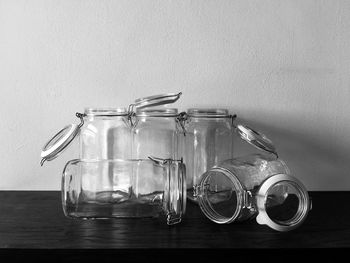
(0, 191, 349, 260)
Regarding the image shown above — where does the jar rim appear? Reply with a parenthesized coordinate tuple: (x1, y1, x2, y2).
(197, 167, 244, 224)
(255, 173, 311, 231)
(135, 108, 178, 117)
(187, 108, 230, 117)
(84, 107, 128, 116)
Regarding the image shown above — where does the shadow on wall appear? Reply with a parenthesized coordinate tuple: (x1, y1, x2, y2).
(232, 113, 350, 191)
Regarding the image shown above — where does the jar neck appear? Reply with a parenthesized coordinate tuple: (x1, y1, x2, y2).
(187, 108, 232, 118)
(136, 115, 178, 119)
(187, 116, 232, 122)
(84, 107, 128, 117)
(135, 108, 178, 117)
(86, 113, 129, 121)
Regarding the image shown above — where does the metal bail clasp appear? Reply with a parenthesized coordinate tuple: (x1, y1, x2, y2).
(75, 112, 85, 128)
(230, 114, 237, 127)
(243, 190, 254, 211)
(148, 156, 172, 165)
(193, 183, 209, 198)
(166, 211, 182, 225)
(148, 156, 183, 165)
(177, 111, 187, 136)
(193, 184, 201, 198)
(40, 112, 86, 167)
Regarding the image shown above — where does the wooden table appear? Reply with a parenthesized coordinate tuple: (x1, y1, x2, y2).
(0, 191, 348, 261)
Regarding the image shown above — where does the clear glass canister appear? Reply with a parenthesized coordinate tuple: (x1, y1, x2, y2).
(193, 124, 312, 232)
(80, 108, 131, 160)
(62, 157, 186, 225)
(180, 108, 236, 202)
(40, 107, 131, 165)
(132, 108, 182, 159)
(130, 93, 183, 160)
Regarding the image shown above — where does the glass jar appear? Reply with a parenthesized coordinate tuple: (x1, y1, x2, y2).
(179, 108, 236, 202)
(62, 157, 186, 225)
(130, 93, 183, 160)
(80, 108, 131, 160)
(193, 125, 312, 232)
(40, 107, 131, 165)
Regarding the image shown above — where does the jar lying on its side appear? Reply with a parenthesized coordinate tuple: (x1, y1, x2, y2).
(194, 125, 312, 232)
(62, 157, 186, 225)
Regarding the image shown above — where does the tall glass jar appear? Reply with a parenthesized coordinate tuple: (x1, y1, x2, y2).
(41, 108, 133, 204)
(132, 108, 182, 159)
(80, 108, 131, 160)
(77, 108, 132, 201)
(129, 93, 183, 160)
(180, 108, 236, 202)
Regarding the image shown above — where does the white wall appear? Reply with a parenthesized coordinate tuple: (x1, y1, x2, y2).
(0, 0, 349, 190)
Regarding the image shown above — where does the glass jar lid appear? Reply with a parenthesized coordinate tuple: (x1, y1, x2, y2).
(255, 173, 311, 231)
(236, 124, 277, 156)
(40, 113, 85, 166)
(187, 108, 231, 118)
(131, 92, 182, 110)
(40, 124, 80, 166)
(195, 167, 245, 224)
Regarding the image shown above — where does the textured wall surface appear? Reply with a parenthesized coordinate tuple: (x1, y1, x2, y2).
(0, 0, 349, 190)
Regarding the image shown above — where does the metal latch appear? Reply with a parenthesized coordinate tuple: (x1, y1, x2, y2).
(243, 190, 254, 210)
(148, 156, 183, 165)
(193, 183, 210, 198)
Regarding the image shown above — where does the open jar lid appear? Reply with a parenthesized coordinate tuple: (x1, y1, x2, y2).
(40, 108, 127, 166)
(40, 120, 82, 166)
(255, 173, 311, 231)
(131, 92, 182, 110)
(236, 124, 277, 156)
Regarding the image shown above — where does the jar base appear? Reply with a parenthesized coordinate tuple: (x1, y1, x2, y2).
(63, 199, 162, 219)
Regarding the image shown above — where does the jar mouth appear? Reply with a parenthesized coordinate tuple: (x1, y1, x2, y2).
(264, 181, 308, 226)
(256, 174, 311, 231)
(187, 108, 231, 118)
(135, 108, 178, 117)
(84, 107, 128, 116)
(197, 167, 244, 224)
